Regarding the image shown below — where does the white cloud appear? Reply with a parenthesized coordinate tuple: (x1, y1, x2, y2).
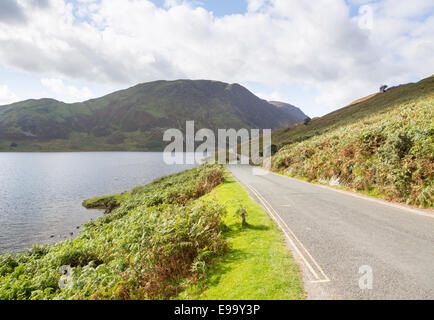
(0, 84, 20, 105)
(0, 0, 432, 115)
(247, 0, 268, 12)
(255, 91, 287, 103)
(41, 78, 93, 102)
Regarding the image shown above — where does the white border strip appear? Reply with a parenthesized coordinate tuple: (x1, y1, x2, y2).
(232, 172, 331, 283)
(266, 170, 434, 219)
(247, 182, 331, 283)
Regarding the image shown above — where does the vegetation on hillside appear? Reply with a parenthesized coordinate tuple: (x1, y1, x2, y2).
(271, 95, 433, 207)
(271, 76, 434, 148)
(0, 80, 306, 152)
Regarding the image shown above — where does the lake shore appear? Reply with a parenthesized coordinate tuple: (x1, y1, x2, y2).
(0, 164, 305, 300)
(0, 152, 199, 254)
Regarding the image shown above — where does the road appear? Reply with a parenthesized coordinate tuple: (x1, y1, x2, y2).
(228, 165, 434, 300)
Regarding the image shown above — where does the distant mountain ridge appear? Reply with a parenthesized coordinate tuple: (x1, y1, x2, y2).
(0, 79, 307, 151)
(268, 101, 308, 123)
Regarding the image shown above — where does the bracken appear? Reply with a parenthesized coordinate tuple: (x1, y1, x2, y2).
(271, 96, 433, 208)
(0, 164, 227, 300)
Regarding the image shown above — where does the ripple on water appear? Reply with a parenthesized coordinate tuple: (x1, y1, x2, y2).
(0, 152, 199, 254)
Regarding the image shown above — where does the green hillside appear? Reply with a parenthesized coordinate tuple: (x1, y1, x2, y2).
(271, 76, 434, 148)
(0, 80, 306, 152)
(270, 76, 434, 207)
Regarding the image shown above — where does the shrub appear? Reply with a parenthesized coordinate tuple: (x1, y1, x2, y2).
(0, 164, 227, 300)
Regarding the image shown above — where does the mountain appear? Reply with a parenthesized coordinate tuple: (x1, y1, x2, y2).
(268, 101, 308, 123)
(0, 80, 304, 151)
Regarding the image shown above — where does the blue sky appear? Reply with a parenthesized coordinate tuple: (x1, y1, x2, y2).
(149, 0, 371, 18)
(150, 0, 248, 16)
(0, 0, 433, 117)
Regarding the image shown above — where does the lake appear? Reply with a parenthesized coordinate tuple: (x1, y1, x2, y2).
(0, 152, 200, 254)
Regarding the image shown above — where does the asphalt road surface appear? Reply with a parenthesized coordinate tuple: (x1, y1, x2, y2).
(228, 165, 434, 300)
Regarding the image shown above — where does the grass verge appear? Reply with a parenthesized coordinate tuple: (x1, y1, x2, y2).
(178, 170, 305, 300)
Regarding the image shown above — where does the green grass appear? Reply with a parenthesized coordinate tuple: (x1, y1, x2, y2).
(179, 171, 305, 300)
(82, 193, 131, 212)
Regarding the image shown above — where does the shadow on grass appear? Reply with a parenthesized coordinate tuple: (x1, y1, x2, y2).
(221, 180, 236, 185)
(244, 223, 270, 231)
(184, 221, 268, 298)
(203, 248, 250, 290)
(193, 223, 271, 296)
(224, 223, 270, 235)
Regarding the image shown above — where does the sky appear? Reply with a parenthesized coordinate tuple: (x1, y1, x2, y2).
(0, 0, 433, 117)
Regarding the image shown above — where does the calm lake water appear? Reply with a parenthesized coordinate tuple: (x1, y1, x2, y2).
(0, 152, 200, 254)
